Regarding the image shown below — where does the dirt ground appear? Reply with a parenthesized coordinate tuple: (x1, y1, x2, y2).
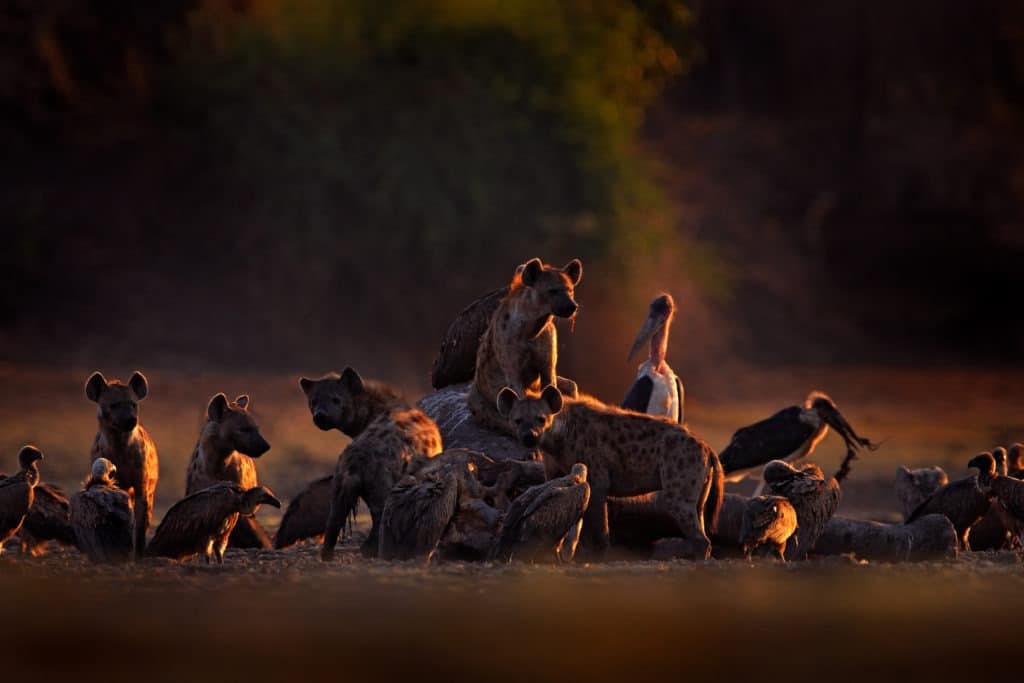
(2, 363, 1023, 680)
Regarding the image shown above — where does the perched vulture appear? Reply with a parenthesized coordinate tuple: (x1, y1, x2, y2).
(906, 454, 993, 549)
(0, 475, 74, 555)
(430, 285, 510, 390)
(379, 457, 486, 562)
(70, 458, 135, 564)
(491, 463, 590, 563)
(972, 452, 1024, 547)
(1007, 443, 1024, 479)
(762, 460, 841, 560)
(274, 474, 333, 550)
(895, 466, 949, 521)
(622, 294, 684, 423)
(969, 448, 1015, 551)
(147, 484, 280, 563)
(378, 472, 460, 562)
(739, 495, 798, 560)
(720, 392, 877, 495)
(0, 446, 44, 554)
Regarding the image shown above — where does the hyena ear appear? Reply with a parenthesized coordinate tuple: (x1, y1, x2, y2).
(496, 387, 519, 418)
(521, 258, 543, 287)
(128, 371, 148, 400)
(562, 258, 583, 285)
(207, 393, 229, 422)
(234, 395, 250, 410)
(299, 377, 316, 397)
(340, 367, 365, 395)
(541, 385, 563, 414)
(85, 372, 108, 402)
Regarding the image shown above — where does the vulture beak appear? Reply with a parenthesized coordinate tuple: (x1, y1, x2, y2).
(627, 310, 667, 362)
(261, 491, 282, 509)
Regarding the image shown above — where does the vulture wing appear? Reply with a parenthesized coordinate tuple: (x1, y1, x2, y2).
(23, 482, 75, 546)
(430, 286, 509, 389)
(274, 474, 334, 549)
(379, 475, 459, 560)
(720, 406, 814, 473)
(148, 484, 240, 559)
(71, 486, 134, 563)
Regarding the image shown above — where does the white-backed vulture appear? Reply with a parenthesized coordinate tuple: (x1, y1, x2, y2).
(430, 285, 510, 390)
(906, 454, 993, 549)
(763, 460, 841, 560)
(273, 474, 333, 550)
(0, 446, 44, 554)
(70, 458, 135, 564)
(739, 495, 798, 560)
(491, 463, 590, 563)
(147, 484, 280, 563)
(972, 452, 1024, 547)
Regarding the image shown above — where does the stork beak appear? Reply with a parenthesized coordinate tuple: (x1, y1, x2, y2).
(627, 311, 666, 361)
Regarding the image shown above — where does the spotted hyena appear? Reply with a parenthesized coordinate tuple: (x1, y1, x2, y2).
(498, 385, 723, 560)
(86, 370, 159, 559)
(185, 393, 273, 548)
(468, 258, 582, 433)
(300, 367, 442, 560)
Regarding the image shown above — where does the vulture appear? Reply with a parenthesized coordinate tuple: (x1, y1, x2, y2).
(762, 460, 841, 560)
(430, 285, 510, 390)
(720, 391, 878, 495)
(0, 445, 44, 554)
(1007, 443, 1024, 479)
(147, 484, 280, 563)
(379, 455, 487, 561)
(739, 495, 798, 560)
(622, 294, 684, 423)
(491, 463, 590, 563)
(0, 475, 74, 555)
(905, 454, 993, 549)
(971, 452, 1024, 547)
(70, 458, 135, 564)
(273, 474, 333, 550)
(895, 466, 949, 521)
(969, 448, 1016, 551)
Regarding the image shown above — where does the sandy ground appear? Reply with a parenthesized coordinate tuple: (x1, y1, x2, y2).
(2, 363, 1023, 680)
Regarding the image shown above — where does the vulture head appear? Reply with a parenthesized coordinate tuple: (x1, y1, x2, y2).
(240, 486, 281, 516)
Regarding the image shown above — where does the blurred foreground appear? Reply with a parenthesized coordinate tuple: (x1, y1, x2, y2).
(4, 542, 1023, 681)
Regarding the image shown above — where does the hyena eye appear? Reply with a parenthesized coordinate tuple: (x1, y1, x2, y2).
(514, 418, 523, 425)
(331, 397, 341, 405)
(547, 288, 561, 297)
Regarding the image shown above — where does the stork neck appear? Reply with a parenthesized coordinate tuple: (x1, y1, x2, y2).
(649, 324, 670, 372)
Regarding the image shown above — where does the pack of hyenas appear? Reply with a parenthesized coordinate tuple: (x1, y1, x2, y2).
(2, 258, 1022, 565)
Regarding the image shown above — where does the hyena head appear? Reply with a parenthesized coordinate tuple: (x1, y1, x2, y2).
(86, 371, 148, 433)
(299, 367, 367, 434)
(206, 393, 271, 457)
(517, 258, 583, 319)
(496, 385, 564, 448)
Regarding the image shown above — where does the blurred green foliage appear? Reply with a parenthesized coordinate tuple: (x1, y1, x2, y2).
(164, 0, 691, 291)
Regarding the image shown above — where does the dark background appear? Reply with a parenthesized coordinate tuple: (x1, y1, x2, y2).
(2, 0, 1022, 398)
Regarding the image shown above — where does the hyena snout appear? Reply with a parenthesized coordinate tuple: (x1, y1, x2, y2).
(106, 407, 138, 432)
(312, 410, 332, 430)
(550, 294, 578, 318)
(518, 428, 543, 448)
(240, 433, 271, 458)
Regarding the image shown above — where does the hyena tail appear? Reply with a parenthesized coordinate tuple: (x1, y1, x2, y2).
(703, 451, 725, 535)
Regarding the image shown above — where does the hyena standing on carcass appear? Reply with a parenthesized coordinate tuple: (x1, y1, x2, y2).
(185, 393, 274, 548)
(467, 258, 583, 434)
(300, 368, 442, 560)
(498, 385, 724, 560)
(85, 371, 159, 558)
